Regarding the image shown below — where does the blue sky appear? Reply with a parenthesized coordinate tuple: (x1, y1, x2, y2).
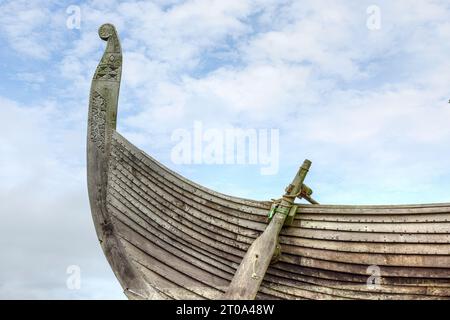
(1, 0, 450, 299)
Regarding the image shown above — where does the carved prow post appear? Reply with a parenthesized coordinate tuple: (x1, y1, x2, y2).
(223, 160, 312, 300)
(87, 24, 156, 299)
(87, 23, 122, 242)
(88, 23, 122, 155)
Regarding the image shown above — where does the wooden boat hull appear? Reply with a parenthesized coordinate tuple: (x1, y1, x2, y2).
(87, 24, 450, 300)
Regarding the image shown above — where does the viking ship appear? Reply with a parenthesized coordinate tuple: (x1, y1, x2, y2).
(87, 24, 450, 300)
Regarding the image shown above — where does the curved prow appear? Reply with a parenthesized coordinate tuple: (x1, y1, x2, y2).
(87, 24, 158, 299)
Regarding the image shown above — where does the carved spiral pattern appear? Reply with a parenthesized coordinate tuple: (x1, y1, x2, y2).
(94, 23, 121, 81)
(99, 23, 115, 40)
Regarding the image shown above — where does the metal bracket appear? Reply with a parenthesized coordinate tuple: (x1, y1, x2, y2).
(267, 203, 290, 221)
(285, 205, 299, 226)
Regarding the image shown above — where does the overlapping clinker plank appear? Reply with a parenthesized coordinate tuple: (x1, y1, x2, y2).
(296, 204, 450, 215)
(110, 195, 450, 297)
(111, 144, 450, 276)
(108, 191, 350, 299)
(117, 129, 450, 218)
(276, 256, 450, 286)
(110, 134, 447, 242)
(282, 256, 450, 280)
(107, 191, 344, 299)
(114, 195, 450, 299)
(281, 229, 450, 244)
(113, 132, 270, 212)
(108, 195, 242, 271)
(112, 210, 351, 299)
(106, 171, 450, 298)
(296, 220, 450, 234)
(113, 211, 232, 286)
(295, 213, 450, 223)
(107, 131, 448, 298)
(118, 144, 447, 264)
(115, 134, 450, 249)
(267, 262, 450, 292)
(111, 155, 265, 235)
(111, 135, 269, 224)
(112, 131, 448, 249)
(109, 171, 254, 252)
(114, 136, 448, 270)
(107, 179, 352, 299)
(127, 245, 208, 300)
(281, 239, 450, 255)
(111, 170, 254, 247)
(263, 273, 449, 299)
(114, 217, 228, 299)
(110, 161, 450, 268)
(109, 201, 351, 299)
(108, 180, 248, 258)
(108, 174, 366, 298)
(281, 247, 450, 268)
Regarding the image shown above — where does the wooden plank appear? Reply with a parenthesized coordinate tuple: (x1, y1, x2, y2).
(280, 230, 450, 244)
(296, 205, 450, 215)
(113, 132, 271, 212)
(112, 147, 268, 226)
(111, 158, 264, 236)
(281, 239, 450, 255)
(295, 213, 450, 223)
(281, 247, 450, 268)
(298, 220, 450, 233)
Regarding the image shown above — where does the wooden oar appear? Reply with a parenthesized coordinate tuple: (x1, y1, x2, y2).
(222, 160, 312, 300)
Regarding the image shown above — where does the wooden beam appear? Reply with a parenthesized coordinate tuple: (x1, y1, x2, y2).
(222, 160, 312, 300)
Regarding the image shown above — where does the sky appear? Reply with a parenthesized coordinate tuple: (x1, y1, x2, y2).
(1, 0, 450, 299)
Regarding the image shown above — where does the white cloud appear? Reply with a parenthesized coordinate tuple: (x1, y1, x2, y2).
(0, 1, 66, 59)
(2, 0, 450, 299)
(15, 72, 45, 84)
(0, 96, 123, 299)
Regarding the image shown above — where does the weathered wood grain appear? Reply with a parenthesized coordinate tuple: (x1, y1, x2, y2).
(87, 24, 450, 300)
(223, 160, 312, 299)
